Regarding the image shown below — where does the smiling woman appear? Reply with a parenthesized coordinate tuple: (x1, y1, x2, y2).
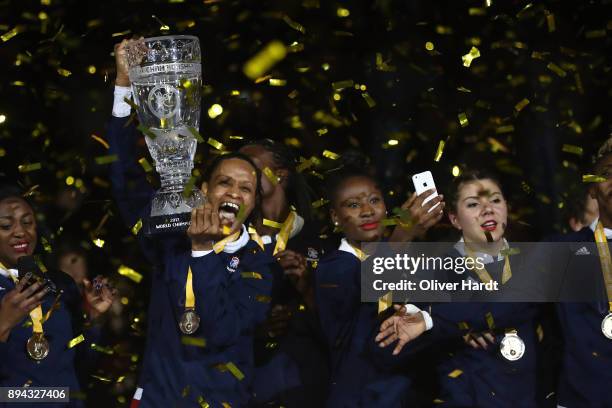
(0, 183, 115, 408)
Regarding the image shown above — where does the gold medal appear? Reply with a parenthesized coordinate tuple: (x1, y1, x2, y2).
(602, 313, 612, 340)
(26, 333, 49, 361)
(179, 308, 200, 335)
(500, 332, 525, 361)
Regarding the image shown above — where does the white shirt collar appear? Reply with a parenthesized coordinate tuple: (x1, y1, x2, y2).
(222, 225, 250, 254)
(338, 238, 360, 259)
(0, 265, 18, 280)
(454, 237, 509, 264)
(589, 218, 612, 239)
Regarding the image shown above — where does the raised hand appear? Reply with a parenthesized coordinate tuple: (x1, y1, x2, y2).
(375, 305, 427, 355)
(188, 203, 242, 251)
(0, 274, 48, 341)
(276, 250, 310, 296)
(83, 275, 116, 320)
(389, 189, 445, 241)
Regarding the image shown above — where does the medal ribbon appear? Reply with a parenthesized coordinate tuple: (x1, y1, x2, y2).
(594, 222, 612, 304)
(273, 211, 296, 256)
(466, 248, 512, 285)
(212, 231, 242, 254)
(185, 266, 195, 309)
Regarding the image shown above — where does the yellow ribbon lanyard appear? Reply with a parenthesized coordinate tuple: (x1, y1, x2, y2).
(1, 263, 45, 337)
(186, 230, 243, 310)
(593, 222, 612, 309)
(348, 243, 369, 262)
(465, 248, 512, 285)
(273, 211, 296, 256)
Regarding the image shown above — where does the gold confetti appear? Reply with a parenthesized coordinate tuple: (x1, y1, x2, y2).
(468, 8, 486, 16)
(495, 125, 515, 134)
(138, 157, 154, 173)
(311, 198, 329, 208)
(222, 225, 231, 235)
(241, 272, 262, 280)
(137, 125, 157, 139)
(41, 237, 52, 253)
(322, 150, 340, 160)
(91, 375, 113, 383)
(225, 362, 245, 381)
(282, 15, 306, 34)
(243, 41, 287, 80)
(18, 163, 42, 173)
(263, 167, 279, 185)
(132, 219, 143, 235)
(485, 312, 495, 330)
(332, 80, 354, 90)
(255, 295, 272, 303)
(377, 291, 392, 314)
(207, 137, 225, 151)
(90, 134, 109, 149)
(457, 321, 470, 330)
(545, 11, 556, 32)
(434, 140, 445, 162)
(95, 154, 118, 165)
(547, 62, 567, 77)
(1, 25, 24, 42)
(584, 29, 606, 39)
(381, 219, 397, 227)
(197, 396, 210, 408)
(57, 68, 72, 77)
(118, 265, 143, 283)
(90, 343, 114, 355)
(583, 174, 607, 183)
(536, 324, 544, 342)
(263, 218, 283, 229)
(67, 334, 85, 348)
(181, 336, 207, 348)
(269, 78, 287, 86)
(514, 98, 530, 113)
(461, 46, 480, 67)
(487, 138, 509, 153)
(458, 113, 469, 127)
(562, 144, 583, 156)
(361, 92, 376, 108)
(448, 369, 463, 378)
(92, 238, 105, 248)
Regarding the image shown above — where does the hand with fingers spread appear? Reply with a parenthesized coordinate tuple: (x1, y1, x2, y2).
(188, 203, 241, 251)
(276, 250, 310, 296)
(84, 275, 117, 320)
(375, 305, 427, 355)
(260, 304, 293, 338)
(0, 273, 49, 342)
(463, 330, 496, 350)
(389, 189, 445, 242)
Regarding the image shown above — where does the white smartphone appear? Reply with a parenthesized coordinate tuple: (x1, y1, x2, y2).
(412, 171, 440, 212)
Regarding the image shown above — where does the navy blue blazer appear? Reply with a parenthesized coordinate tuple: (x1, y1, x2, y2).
(0, 269, 100, 408)
(107, 116, 274, 407)
(548, 227, 612, 407)
(314, 249, 412, 407)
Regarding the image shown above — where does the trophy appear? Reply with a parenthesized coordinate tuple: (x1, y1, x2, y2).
(125, 35, 205, 234)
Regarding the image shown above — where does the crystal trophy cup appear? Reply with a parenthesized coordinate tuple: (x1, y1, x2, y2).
(125, 35, 205, 235)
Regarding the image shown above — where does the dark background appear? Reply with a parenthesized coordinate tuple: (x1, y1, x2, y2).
(0, 0, 610, 405)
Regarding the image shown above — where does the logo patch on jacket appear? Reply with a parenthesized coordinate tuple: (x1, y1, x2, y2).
(307, 247, 319, 261)
(574, 246, 591, 256)
(227, 256, 240, 273)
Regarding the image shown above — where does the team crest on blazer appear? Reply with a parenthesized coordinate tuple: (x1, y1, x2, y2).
(307, 247, 319, 261)
(227, 256, 240, 273)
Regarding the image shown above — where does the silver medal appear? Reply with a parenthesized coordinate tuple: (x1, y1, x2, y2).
(500, 332, 525, 361)
(602, 313, 612, 340)
(179, 309, 200, 335)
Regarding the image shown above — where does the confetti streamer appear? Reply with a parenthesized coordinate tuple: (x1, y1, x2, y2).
(514, 98, 530, 113)
(91, 134, 109, 149)
(118, 265, 143, 283)
(434, 140, 445, 162)
(582, 174, 607, 183)
(255, 295, 272, 303)
(138, 157, 154, 173)
(18, 163, 42, 173)
(90, 343, 114, 355)
(485, 312, 495, 330)
(67, 334, 85, 348)
(332, 80, 354, 90)
(243, 41, 287, 80)
(95, 155, 118, 165)
(263, 218, 283, 229)
(181, 336, 207, 348)
(546, 62, 567, 77)
(132, 219, 143, 235)
(225, 362, 245, 381)
(322, 150, 340, 160)
(263, 167, 279, 185)
(207, 137, 226, 151)
(1, 25, 24, 42)
(461, 47, 480, 67)
(241, 272, 262, 279)
(311, 198, 329, 209)
(458, 113, 469, 127)
(377, 291, 392, 314)
(448, 369, 463, 378)
(137, 125, 157, 139)
(361, 92, 376, 107)
(561, 144, 583, 156)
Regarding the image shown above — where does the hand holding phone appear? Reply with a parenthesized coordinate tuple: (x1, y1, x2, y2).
(412, 171, 440, 213)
